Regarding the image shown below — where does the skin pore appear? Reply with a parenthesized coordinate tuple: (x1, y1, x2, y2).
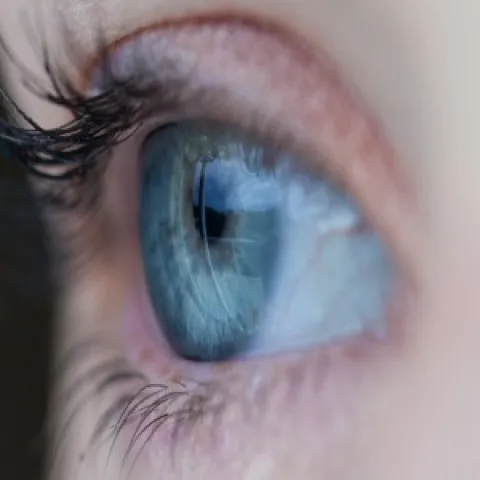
(2, 1, 480, 479)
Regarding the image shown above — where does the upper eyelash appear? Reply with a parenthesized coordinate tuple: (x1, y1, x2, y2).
(0, 28, 154, 181)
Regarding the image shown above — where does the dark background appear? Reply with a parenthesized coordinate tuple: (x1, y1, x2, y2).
(0, 133, 53, 477)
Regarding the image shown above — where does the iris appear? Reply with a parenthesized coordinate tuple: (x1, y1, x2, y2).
(140, 121, 394, 362)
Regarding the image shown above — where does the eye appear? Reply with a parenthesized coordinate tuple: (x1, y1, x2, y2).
(140, 119, 395, 363)
(2, 15, 407, 376)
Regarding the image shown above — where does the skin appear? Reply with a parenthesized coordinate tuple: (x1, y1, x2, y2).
(2, 0, 480, 479)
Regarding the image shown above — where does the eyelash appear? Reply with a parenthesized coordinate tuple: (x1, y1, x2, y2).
(0, 28, 226, 469)
(51, 338, 222, 476)
(0, 29, 158, 194)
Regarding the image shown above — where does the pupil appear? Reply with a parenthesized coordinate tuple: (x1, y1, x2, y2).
(192, 162, 228, 245)
(192, 204, 228, 244)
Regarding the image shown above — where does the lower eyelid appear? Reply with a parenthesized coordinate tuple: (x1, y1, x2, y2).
(106, 260, 408, 476)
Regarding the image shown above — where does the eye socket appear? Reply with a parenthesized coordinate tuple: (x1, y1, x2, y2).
(140, 119, 395, 363)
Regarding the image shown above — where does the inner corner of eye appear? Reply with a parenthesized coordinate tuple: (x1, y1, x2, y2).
(136, 119, 396, 364)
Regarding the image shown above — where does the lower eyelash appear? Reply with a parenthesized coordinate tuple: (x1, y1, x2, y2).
(50, 337, 222, 476)
(110, 385, 213, 475)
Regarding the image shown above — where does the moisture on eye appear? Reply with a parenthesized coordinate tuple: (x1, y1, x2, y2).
(139, 120, 395, 363)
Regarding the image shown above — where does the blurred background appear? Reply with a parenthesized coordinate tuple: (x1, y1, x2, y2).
(0, 94, 53, 479)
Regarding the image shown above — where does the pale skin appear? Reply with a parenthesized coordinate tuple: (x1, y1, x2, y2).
(1, 0, 480, 479)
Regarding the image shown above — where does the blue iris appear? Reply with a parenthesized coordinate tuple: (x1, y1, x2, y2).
(140, 121, 395, 362)
(140, 121, 280, 361)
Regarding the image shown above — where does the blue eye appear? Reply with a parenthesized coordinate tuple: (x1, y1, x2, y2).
(140, 121, 394, 362)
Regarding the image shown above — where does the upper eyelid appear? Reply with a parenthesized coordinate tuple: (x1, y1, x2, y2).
(98, 21, 406, 196)
(97, 19, 416, 268)
(94, 20, 360, 168)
